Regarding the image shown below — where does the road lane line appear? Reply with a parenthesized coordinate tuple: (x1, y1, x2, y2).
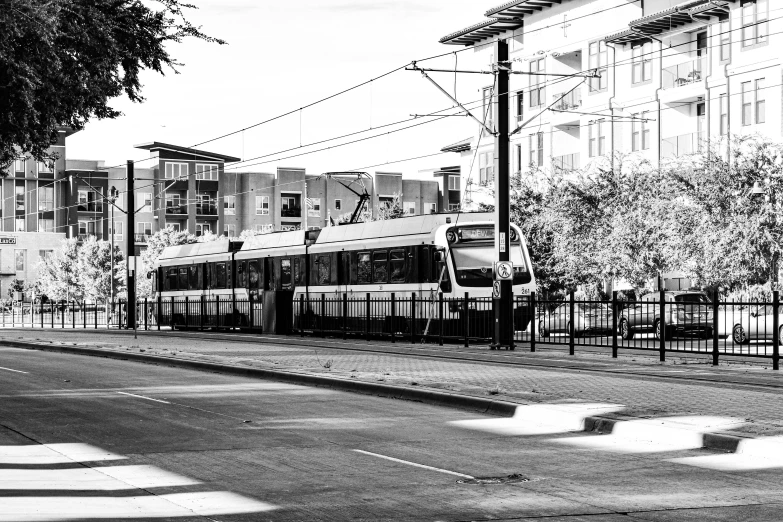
(0, 444, 126, 465)
(116, 392, 170, 404)
(0, 366, 27, 374)
(353, 449, 474, 479)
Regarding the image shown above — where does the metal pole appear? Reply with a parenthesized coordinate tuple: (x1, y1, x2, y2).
(126, 160, 136, 331)
(410, 292, 417, 344)
(439, 293, 444, 346)
(157, 294, 162, 331)
(144, 298, 148, 331)
(530, 291, 536, 353)
(342, 293, 347, 340)
(612, 290, 618, 358)
(773, 290, 779, 370)
(463, 291, 470, 348)
(712, 288, 720, 366)
(493, 38, 513, 349)
(659, 289, 666, 362)
(109, 193, 114, 325)
(569, 290, 575, 356)
(365, 292, 371, 341)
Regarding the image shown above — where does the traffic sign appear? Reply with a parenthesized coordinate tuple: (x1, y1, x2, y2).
(495, 261, 513, 281)
(492, 281, 501, 299)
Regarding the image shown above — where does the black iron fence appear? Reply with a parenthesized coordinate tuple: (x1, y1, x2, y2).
(8, 289, 783, 369)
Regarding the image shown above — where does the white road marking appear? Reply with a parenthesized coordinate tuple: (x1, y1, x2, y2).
(116, 391, 170, 404)
(0, 366, 27, 374)
(450, 403, 624, 436)
(671, 435, 783, 471)
(0, 465, 199, 490)
(554, 416, 744, 453)
(0, 444, 126, 465)
(0, 492, 276, 521)
(353, 449, 473, 479)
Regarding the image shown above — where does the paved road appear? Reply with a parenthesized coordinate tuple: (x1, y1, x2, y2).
(3, 346, 783, 521)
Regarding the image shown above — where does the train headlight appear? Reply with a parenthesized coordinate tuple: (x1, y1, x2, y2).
(509, 228, 518, 242)
(446, 229, 457, 243)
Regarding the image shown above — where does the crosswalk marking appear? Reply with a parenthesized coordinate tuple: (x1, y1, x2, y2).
(449, 403, 624, 436)
(0, 444, 126, 465)
(554, 416, 744, 453)
(0, 465, 199, 491)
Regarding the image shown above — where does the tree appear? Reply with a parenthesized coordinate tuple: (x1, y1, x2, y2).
(0, 0, 226, 167)
(136, 227, 198, 297)
(7, 278, 24, 299)
(35, 238, 81, 301)
(75, 237, 124, 302)
(375, 193, 407, 221)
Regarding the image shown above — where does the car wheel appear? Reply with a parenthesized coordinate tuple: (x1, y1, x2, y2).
(538, 321, 550, 338)
(732, 324, 749, 345)
(620, 319, 634, 340)
(654, 320, 672, 341)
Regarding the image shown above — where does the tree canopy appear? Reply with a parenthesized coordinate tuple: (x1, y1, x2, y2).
(0, 0, 225, 167)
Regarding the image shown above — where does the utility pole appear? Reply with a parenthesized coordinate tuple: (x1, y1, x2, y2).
(109, 186, 116, 325)
(493, 39, 514, 349)
(126, 161, 135, 330)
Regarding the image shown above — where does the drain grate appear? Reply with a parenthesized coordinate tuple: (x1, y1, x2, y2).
(457, 474, 529, 485)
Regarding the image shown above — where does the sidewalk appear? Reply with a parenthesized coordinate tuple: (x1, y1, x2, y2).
(3, 328, 783, 437)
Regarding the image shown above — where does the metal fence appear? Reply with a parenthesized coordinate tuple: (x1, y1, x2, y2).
(9, 289, 783, 369)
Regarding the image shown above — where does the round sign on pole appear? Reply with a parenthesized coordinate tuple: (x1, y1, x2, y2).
(495, 261, 513, 281)
(492, 281, 501, 299)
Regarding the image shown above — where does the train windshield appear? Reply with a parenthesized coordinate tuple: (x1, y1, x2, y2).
(451, 244, 529, 287)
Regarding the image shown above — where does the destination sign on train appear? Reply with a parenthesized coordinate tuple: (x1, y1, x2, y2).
(459, 228, 493, 240)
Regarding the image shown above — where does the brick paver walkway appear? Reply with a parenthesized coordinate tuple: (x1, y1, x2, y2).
(4, 329, 783, 435)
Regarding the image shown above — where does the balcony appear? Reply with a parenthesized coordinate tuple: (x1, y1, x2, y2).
(280, 207, 301, 218)
(134, 233, 150, 243)
(661, 132, 705, 157)
(77, 233, 104, 241)
(196, 203, 217, 216)
(552, 153, 580, 172)
(662, 56, 707, 90)
(77, 202, 103, 213)
(165, 205, 187, 215)
(552, 90, 582, 111)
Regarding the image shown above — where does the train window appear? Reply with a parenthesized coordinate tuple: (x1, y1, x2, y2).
(281, 258, 292, 289)
(357, 252, 371, 284)
(188, 265, 199, 290)
(317, 255, 330, 285)
(216, 262, 227, 288)
(293, 257, 301, 285)
(339, 252, 350, 285)
(373, 251, 388, 283)
(197, 265, 204, 290)
(390, 250, 405, 283)
(165, 268, 176, 291)
(237, 261, 247, 288)
(247, 260, 260, 290)
(178, 267, 188, 290)
(418, 246, 431, 283)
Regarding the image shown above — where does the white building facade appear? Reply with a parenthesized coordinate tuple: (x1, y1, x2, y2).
(440, 0, 779, 210)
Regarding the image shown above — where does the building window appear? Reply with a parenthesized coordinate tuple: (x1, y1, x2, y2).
(448, 175, 460, 191)
(720, 19, 731, 61)
(631, 114, 640, 152)
(37, 161, 53, 174)
(165, 193, 182, 214)
(449, 204, 460, 211)
(224, 224, 235, 237)
(164, 163, 188, 179)
(528, 132, 543, 167)
(224, 195, 236, 215)
(168, 223, 181, 232)
(516, 91, 524, 122)
(742, 0, 768, 47)
(281, 196, 297, 211)
(15, 219, 25, 232)
(38, 219, 54, 233)
(334, 199, 341, 211)
(255, 195, 269, 215)
(631, 42, 652, 84)
(38, 185, 54, 212)
(77, 188, 102, 212)
(742, 81, 752, 125)
(140, 193, 152, 213)
(196, 193, 215, 215)
(307, 197, 321, 215)
(755, 78, 766, 124)
(138, 222, 152, 237)
(479, 151, 494, 185)
(195, 222, 210, 237)
(529, 58, 545, 107)
(589, 40, 608, 92)
(111, 221, 123, 241)
(430, 203, 437, 214)
(14, 159, 24, 173)
(588, 120, 606, 157)
(482, 86, 494, 133)
(39, 250, 53, 261)
(404, 201, 415, 215)
(15, 185, 25, 211)
(720, 93, 729, 135)
(280, 223, 300, 232)
(15, 250, 25, 272)
(195, 164, 218, 180)
(255, 224, 274, 233)
(514, 143, 522, 174)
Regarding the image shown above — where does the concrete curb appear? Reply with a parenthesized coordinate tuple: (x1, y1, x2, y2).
(4, 339, 520, 418)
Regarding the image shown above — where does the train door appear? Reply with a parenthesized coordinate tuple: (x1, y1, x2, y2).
(338, 251, 350, 295)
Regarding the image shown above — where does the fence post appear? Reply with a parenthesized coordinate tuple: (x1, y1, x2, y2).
(713, 288, 720, 367)
(82, 300, 86, 329)
(299, 294, 305, 336)
(199, 295, 205, 331)
(390, 293, 396, 343)
(51, 301, 54, 329)
(39, 299, 43, 328)
(659, 289, 666, 362)
(612, 290, 618, 359)
(248, 293, 253, 330)
(530, 292, 536, 353)
(365, 293, 371, 341)
(60, 301, 64, 329)
(71, 300, 75, 328)
(94, 300, 98, 329)
(143, 299, 148, 331)
(157, 295, 162, 331)
(569, 290, 575, 356)
(185, 296, 189, 330)
(319, 294, 325, 337)
(438, 293, 444, 347)
(410, 293, 417, 344)
(342, 293, 348, 340)
(231, 292, 237, 330)
(463, 292, 470, 348)
(773, 290, 780, 371)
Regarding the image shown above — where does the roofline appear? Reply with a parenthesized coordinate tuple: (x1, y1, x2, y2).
(134, 141, 241, 163)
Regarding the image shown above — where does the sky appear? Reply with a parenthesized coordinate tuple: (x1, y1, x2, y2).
(66, 0, 502, 179)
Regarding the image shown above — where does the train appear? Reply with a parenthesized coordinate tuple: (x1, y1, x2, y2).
(151, 212, 536, 337)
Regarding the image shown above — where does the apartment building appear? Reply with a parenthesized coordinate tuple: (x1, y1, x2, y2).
(440, 0, 778, 208)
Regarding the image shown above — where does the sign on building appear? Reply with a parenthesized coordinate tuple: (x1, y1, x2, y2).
(0, 237, 17, 245)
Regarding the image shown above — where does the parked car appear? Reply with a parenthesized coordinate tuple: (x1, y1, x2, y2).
(619, 291, 713, 340)
(539, 302, 613, 337)
(730, 304, 783, 345)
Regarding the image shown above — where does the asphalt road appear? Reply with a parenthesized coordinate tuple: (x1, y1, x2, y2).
(2, 346, 783, 521)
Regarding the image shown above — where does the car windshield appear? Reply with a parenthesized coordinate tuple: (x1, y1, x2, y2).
(674, 294, 711, 304)
(578, 303, 610, 313)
